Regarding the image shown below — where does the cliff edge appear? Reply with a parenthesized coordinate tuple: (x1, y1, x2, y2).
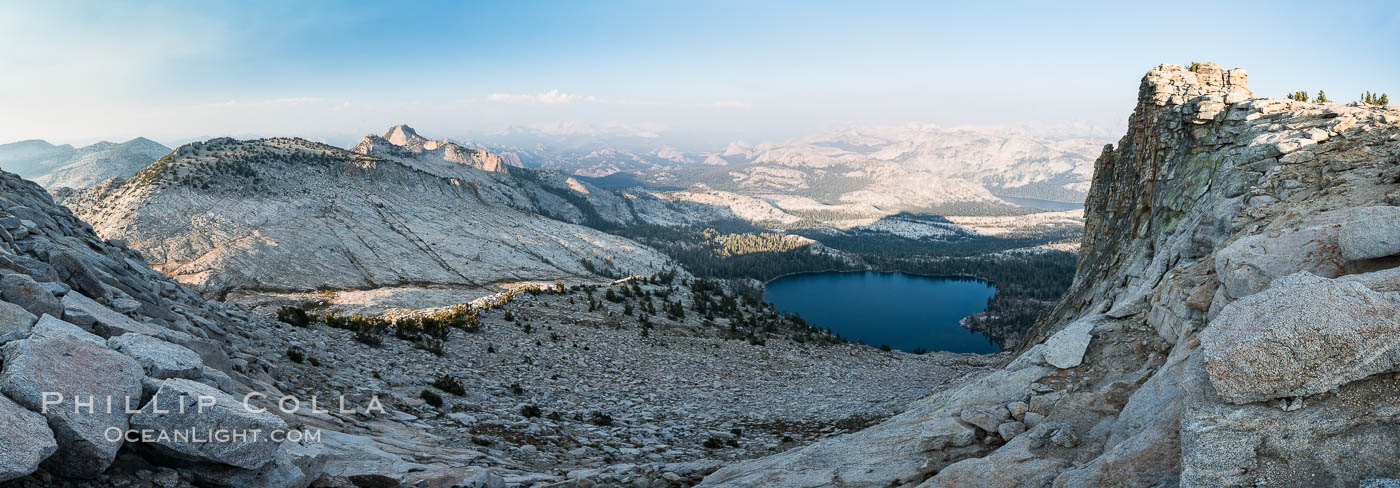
(703, 62, 1400, 487)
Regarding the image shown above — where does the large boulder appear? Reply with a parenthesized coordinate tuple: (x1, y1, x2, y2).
(959, 404, 1010, 432)
(1041, 315, 1099, 369)
(1180, 349, 1400, 487)
(0, 393, 58, 482)
(1213, 213, 1348, 299)
(920, 439, 1067, 488)
(61, 292, 229, 370)
(318, 430, 432, 481)
(1200, 272, 1400, 404)
(0, 334, 144, 478)
(28, 314, 105, 346)
(1340, 206, 1400, 261)
(47, 251, 106, 301)
(60, 292, 166, 338)
(1012, 315, 1103, 370)
(0, 274, 62, 318)
(1338, 266, 1400, 293)
(130, 379, 287, 470)
(108, 333, 204, 380)
(183, 439, 327, 488)
(0, 299, 37, 344)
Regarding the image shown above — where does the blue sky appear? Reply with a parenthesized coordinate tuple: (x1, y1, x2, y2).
(2, 0, 1396, 147)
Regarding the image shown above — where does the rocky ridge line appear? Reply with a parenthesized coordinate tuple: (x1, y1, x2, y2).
(701, 62, 1400, 487)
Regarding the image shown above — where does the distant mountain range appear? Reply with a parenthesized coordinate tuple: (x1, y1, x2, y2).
(723, 124, 1106, 203)
(472, 123, 1109, 207)
(0, 137, 170, 189)
(2, 122, 1106, 211)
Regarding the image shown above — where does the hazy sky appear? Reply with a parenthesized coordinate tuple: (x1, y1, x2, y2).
(2, 0, 1396, 147)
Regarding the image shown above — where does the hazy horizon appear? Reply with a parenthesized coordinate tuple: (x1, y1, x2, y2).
(3, 0, 1396, 147)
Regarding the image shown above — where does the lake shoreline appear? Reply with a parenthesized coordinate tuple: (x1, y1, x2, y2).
(761, 267, 995, 288)
(763, 270, 1000, 354)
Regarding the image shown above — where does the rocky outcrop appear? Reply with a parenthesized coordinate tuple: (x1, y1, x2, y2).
(352, 124, 511, 175)
(1200, 272, 1400, 404)
(1340, 205, 1400, 260)
(0, 333, 144, 477)
(61, 136, 678, 299)
(130, 379, 287, 469)
(0, 300, 37, 344)
(0, 274, 62, 318)
(108, 333, 205, 380)
(0, 394, 56, 482)
(700, 365, 1050, 486)
(0, 168, 346, 484)
(706, 62, 1400, 487)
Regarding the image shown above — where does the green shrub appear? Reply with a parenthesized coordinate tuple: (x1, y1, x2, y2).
(521, 405, 542, 418)
(286, 346, 305, 363)
(703, 437, 724, 449)
(354, 325, 383, 347)
(419, 390, 443, 408)
(589, 411, 613, 426)
(276, 306, 310, 327)
(433, 375, 466, 396)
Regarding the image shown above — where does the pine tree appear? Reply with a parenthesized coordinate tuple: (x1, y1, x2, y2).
(1381, 93, 1390, 105)
(1316, 90, 1329, 103)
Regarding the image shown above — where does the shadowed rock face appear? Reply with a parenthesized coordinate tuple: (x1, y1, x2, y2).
(702, 62, 1400, 487)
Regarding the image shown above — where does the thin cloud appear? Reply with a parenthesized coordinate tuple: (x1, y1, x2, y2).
(708, 100, 752, 109)
(487, 90, 599, 105)
(267, 97, 326, 105)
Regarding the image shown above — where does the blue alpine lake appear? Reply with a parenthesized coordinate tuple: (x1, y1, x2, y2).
(764, 271, 999, 354)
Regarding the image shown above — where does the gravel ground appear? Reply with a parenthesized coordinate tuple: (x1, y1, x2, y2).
(228, 278, 1003, 480)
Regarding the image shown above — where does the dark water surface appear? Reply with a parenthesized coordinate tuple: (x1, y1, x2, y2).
(764, 271, 999, 354)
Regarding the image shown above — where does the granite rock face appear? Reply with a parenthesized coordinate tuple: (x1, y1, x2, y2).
(1039, 314, 1098, 369)
(1340, 205, 1400, 261)
(705, 62, 1400, 488)
(28, 314, 105, 346)
(0, 273, 62, 318)
(0, 299, 37, 344)
(108, 333, 205, 380)
(1200, 272, 1400, 404)
(0, 393, 57, 482)
(0, 334, 144, 478)
(130, 379, 288, 469)
(0, 167, 391, 485)
(59, 136, 679, 299)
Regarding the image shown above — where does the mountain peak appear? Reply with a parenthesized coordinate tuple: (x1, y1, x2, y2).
(384, 124, 421, 146)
